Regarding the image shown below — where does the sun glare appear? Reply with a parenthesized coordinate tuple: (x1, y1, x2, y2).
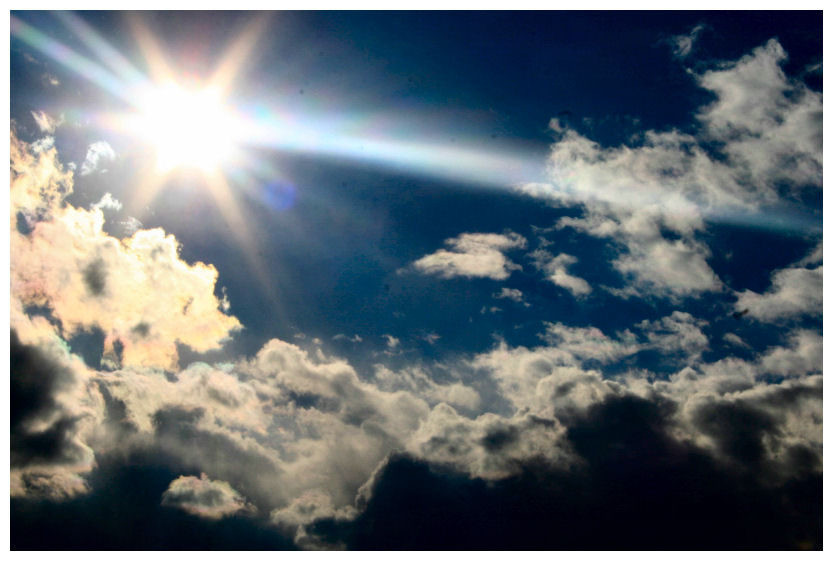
(131, 82, 243, 173)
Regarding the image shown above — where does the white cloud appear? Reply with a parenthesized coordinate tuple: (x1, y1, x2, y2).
(80, 141, 116, 175)
(520, 38, 820, 300)
(411, 232, 527, 280)
(530, 249, 591, 297)
(162, 473, 255, 519)
(735, 265, 822, 322)
(91, 192, 123, 212)
(757, 330, 822, 378)
(11, 130, 241, 371)
(30, 110, 61, 133)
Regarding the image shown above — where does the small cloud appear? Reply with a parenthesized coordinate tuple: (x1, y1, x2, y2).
(421, 332, 441, 345)
(31, 110, 61, 134)
(493, 287, 530, 307)
(334, 333, 363, 343)
(91, 192, 122, 212)
(668, 23, 706, 59)
(411, 232, 527, 281)
(42, 73, 60, 87)
(31, 136, 55, 154)
(723, 333, 750, 349)
(161, 473, 254, 520)
(80, 141, 116, 176)
(735, 264, 822, 322)
(530, 249, 591, 297)
(382, 334, 400, 350)
(119, 216, 143, 237)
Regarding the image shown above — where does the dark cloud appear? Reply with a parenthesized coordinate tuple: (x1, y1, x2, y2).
(311, 394, 821, 550)
(11, 454, 297, 550)
(10, 330, 86, 469)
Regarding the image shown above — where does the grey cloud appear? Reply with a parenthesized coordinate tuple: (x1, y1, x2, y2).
(10, 328, 102, 499)
(637, 311, 709, 361)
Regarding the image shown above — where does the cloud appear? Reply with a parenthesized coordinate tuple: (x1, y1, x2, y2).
(520, 38, 820, 299)
(91, 192, 123, 212)
(333, 333, 363, 343)
(697, 39, 822, 192)
(492, 287, 528, 306)
(637, 311, 709, 361)
(30, 110, 61, 133)
(161, 473, 255, 520)
(735, 263, 822, 322)
(411, 232, 527, 280)
(80, 141, 116, 175)
(668, 23, 705, 58)
(530, 249, 591, 297)
(11, 129, 73, 223)
(8, 35, 822, 548)
(10, 320, 103, 500)
(11, 131, 241, 371)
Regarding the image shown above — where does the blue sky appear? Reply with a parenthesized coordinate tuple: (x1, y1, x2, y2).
(9, 11, 822, 550)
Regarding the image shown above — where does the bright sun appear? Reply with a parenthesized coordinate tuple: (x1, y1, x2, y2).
(131, 82, 244, 173)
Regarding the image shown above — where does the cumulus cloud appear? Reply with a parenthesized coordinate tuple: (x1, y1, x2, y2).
(411, 232, 527, 280)
(11, 131, 241, 371)
(161, 473, 255, 520)
(80, 141, 116, 176)
(530, 249, 591, 297)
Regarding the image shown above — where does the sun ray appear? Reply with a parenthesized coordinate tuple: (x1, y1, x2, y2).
(202, 171, 275, 299)
(207, 14, 272, 97)
(126, 13, 177, 85)
(10, 15, 134, 105)
(55, 11, 147, 88)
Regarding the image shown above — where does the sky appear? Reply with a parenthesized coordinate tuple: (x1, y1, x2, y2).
(8, 10, 823, 550)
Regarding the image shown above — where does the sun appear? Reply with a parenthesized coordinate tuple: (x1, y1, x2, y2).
(128, 81, 245, 173)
